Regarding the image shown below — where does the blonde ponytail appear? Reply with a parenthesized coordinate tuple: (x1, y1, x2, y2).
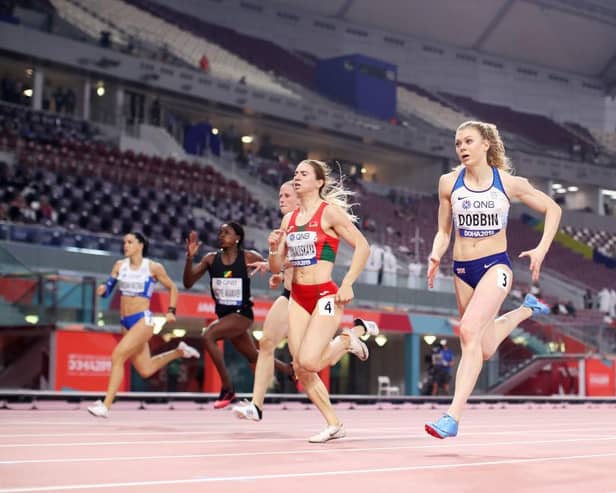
(301, 160, 358, 223)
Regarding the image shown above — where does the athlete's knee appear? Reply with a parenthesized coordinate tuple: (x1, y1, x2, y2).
(111, 346, 130, 365)
(297, 354, 321, 373)
(459, 322, 482, 347)
(258, 335, 277, 354)
(482, 348, 495, 361)
(134, 363, 155, 379)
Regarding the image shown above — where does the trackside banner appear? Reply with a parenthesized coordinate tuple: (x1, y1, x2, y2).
(54, 330, 129, 391)
(150, 292, 412, 333)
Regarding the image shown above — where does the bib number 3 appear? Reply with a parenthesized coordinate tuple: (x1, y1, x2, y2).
(496, 268, 509, 290)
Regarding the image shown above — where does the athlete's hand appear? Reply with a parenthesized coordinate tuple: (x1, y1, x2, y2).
(96, 284, 106, 297)
(335, 284, 354, 305)
(185, 230, 201, 258)
(165, 312, 176, 324)
(248, 261, 269, 276)
(427, 256, 440, 289)
(269, 273, 283, 289)
(268, 229, 285, 252)
(519, 247, 545, 282)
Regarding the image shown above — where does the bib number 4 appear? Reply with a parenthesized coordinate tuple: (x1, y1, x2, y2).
(318, 297, 335, 316)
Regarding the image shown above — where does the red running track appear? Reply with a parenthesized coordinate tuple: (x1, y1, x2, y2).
(1, 401, 616, 492)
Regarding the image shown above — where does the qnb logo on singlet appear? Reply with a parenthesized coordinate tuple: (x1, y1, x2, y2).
(287, 231, 318, 267)
(212, 277, 243, 306)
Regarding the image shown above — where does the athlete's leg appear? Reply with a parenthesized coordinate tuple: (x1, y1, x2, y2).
(296, 297, 344, 372)
(447, 265, 512, 421)
(103, 320, 153, 409)
(288, 300, 340, 427)
(131, 340, 191, 379)
(202, 314, 252, 390)
(251, 296, 289, 408)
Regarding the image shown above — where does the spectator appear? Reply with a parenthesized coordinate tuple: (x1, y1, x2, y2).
(382, 245, 398, 287)
(583, 288, 594, 310)
(407, 257, 423, 289)
(564, 300, 576, 317)
(598, 287, 611, 315)
(432, 339, 454, 395)
(199, 54, 210, 72)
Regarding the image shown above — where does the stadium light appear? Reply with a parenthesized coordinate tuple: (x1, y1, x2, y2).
(212, 128, 219, 135)
(23, 89, 33, 97)
(567, 186, 579, 192)
(423, 335, 436, 345)
(375, 334, 387, 347)
(551, 183, 562, 189)
(241, 135, 254, 144)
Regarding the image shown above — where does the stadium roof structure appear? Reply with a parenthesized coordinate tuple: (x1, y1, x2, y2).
(273, 0, 616, 89)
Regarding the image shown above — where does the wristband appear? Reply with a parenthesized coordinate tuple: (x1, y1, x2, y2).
(168, 306, 176, 315)
(101, 277, 117, 298)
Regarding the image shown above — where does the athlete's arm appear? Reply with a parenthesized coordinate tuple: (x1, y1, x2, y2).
(245, 250, 265, 264)
(506, 175, 561, 282)
(96, 260, 122, 297)
(151, 261, 178, 323)
(183, 252, 214, 289)
(326, 205, 369, 304)
(428, 174, 454, 288)
(268, 213, 290, 274)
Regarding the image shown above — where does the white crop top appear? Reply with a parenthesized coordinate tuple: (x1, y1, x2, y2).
(117, 258, 156, 299)
(451, 167, 510, 239)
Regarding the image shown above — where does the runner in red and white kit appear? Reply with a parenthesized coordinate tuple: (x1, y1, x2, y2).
(232, 181, 379, 423)
(268, 160, 370, 443)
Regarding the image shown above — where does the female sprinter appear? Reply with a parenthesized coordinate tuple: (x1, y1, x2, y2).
(88, 232, 200, 418)
(268, 160, 370, 443)
(232, 181, 379, 422)
(183, 222, 293, 409)
(425, 121, 561, 439)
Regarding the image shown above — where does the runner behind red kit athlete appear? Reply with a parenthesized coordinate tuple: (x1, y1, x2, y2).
(88, 232, 200, 418)
(183, 222, 294, 409)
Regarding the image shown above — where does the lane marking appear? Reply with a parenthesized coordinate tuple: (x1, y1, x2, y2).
(1, 435, 616, 465)
(1, 451, 616, 491)
(0, 426, 614, 448)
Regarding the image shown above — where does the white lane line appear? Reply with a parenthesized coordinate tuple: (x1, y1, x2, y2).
(2, 421, 613, 438)
(1, 451, 616, 492)
(0, 426, 613, 449)
(1, 435, 616, 465)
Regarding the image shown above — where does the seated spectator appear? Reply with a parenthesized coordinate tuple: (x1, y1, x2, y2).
(564, 300, 576, 317)
(583, 288, 594, 310)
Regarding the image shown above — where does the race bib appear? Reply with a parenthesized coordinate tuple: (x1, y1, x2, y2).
(212, 278, 243, 305)
(286, 231, 317, 267)
(457, 211, 503, 238)
(318, 297, 335, 316)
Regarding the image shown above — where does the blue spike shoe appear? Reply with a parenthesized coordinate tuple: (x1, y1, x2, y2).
(523, 294, 550, 316)
(425, 413, 458, 439)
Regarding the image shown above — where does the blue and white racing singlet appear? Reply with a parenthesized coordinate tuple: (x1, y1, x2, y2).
(451, 167, 510, 239)
(117, 258, 156, 299)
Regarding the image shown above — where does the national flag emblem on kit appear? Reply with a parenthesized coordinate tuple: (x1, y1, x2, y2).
(223, 270, 233, 278)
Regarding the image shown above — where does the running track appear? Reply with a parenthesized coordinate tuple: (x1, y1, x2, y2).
(1, 402, 616, 492)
